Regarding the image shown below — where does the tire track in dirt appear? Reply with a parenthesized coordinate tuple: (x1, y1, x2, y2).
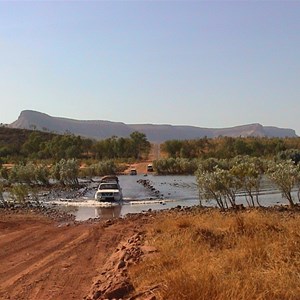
(0, 213, 146, 300)
(0, 225, 45, 248)
(0, 230, 89, 291)
(0, 223, 83, 273)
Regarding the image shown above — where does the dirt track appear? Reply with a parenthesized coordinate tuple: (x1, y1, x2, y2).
(124, 143, 162, 175)
(0, 211, 149, 300)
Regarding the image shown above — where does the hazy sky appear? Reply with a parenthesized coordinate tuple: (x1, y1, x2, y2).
(1, 1, 300, 134)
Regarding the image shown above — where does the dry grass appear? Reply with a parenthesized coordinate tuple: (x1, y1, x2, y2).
(129, 209, 300, 300)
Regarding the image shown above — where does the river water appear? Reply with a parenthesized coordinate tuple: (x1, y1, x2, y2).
(51, 175, 297, 221)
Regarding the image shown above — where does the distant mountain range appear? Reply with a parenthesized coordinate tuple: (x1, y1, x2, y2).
(9, 110, 298, 142)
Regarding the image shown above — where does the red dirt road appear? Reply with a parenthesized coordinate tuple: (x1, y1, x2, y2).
(0, 212, 148, 300)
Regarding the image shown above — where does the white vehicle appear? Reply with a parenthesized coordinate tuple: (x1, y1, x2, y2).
(147, 164, 154, 172)
(94, 176, 123, 202)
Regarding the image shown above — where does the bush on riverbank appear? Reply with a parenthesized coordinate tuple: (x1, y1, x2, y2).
(161, 137, 300, 159)
(130, 209, 300, 300)
(52, 159, 79, 186)
(1, 159, 80, 187)
(153, 158, 198, 175)
(196, 156, 300, 208)
(79, 160, 118, 177)
(8, 162, 50, 185)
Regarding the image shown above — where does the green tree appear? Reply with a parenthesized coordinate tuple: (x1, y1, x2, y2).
(277, 149, 300, 164)
(129, 131, 151, 159)
(21, 132, 43, 158)
(42, 135, 83, 159)
(233, 139, 252, 156)
(162, 140, 183, 158)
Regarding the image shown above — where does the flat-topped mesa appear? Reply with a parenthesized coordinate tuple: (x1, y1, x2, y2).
(9, 110, 298, 142)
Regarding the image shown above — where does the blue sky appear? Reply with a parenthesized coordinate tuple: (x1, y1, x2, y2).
(1, 1, 300, 134)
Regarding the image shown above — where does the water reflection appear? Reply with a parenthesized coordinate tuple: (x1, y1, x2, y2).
(95, 205, 122, 220)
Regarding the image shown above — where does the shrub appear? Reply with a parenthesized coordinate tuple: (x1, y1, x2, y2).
(81, 160, 117, 177)
(196, 157, 264, 208)
(0, 183, 7, 207)
(10, 184, 29, 204)
(51, 159, 79, 186)
(153, 158, 198, 175)
(266, 160, 299, 207)
(277, 149, 300, 164)
(8, 162, 49, 185)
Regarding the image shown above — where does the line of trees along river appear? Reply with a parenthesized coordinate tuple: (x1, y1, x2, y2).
(0, 128, 150, 162)
(2, 128, 300, 209)
(161, 136, 300, 159)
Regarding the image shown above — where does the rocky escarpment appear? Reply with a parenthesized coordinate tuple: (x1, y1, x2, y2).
(9, 110, 298, 142)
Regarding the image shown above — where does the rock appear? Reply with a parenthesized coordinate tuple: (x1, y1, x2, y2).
(92, 290, 102, 299)
(87, 231, 151, 300)
(116, 259, 126, 269)
(104, 281, 134, 299)
(104, 220, 113, 227)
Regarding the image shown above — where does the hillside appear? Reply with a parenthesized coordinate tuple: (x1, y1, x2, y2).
(9, 110, 298, 142)
(0, 126, 55, 149)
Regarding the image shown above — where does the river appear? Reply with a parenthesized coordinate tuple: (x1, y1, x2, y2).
(51, 174, 297, 221)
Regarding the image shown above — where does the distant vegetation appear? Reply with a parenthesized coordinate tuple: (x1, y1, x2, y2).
(1, 127, 300, 163)
(153, 137, 300, 177)
(153, 158, 198, 175)
(2, 128, 300, 209)
(0, 127, 55, 160)
(0, 128, 150, 203)
(161, 136, 300, 159)
(0, 127, 150, 162)
(153, 136, 300, 174)
(152, 138, 300, 208)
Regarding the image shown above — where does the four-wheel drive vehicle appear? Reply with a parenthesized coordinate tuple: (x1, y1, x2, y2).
(147, 164, 154, 172)
(130, 168, 137, 175)
(94, 176, 123, 202)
